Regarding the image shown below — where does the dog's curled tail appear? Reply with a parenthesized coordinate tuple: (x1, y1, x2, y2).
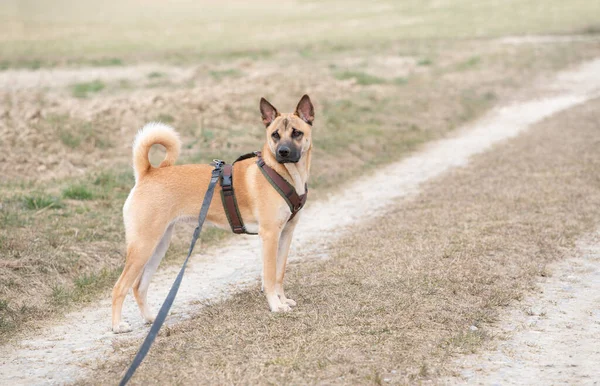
(132, 122, 181, 182)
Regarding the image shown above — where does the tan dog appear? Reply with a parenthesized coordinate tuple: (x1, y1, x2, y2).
(112, 95, 314, 333)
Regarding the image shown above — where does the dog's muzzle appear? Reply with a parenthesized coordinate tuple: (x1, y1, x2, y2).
(276, 145, 300, 163)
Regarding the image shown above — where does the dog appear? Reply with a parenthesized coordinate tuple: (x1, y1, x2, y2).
(111, 95, 314, 333)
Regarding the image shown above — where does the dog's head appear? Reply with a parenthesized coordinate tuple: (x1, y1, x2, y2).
(260, 95, 314, 164)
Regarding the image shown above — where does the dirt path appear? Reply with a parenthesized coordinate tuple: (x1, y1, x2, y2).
(448, 231, 600, 384)
(1, 59, 600, 385)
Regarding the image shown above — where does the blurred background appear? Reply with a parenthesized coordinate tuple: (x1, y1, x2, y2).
(1, 0, 600, 355)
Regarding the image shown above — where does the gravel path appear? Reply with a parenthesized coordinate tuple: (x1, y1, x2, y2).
(448, 231, 600, 385)
(1, 58, 600, 385)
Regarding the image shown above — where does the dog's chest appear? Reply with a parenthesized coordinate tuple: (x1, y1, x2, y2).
(243, 205, 291, 235)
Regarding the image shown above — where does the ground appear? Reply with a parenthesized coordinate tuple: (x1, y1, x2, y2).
(1, 1, 600, 384)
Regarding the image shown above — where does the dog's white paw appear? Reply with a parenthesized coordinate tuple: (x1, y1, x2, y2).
(271, 303, 292, 313)
(112, 321, 133, 334)
(283, 298, 297, 307)
(142, 310, 155, 325)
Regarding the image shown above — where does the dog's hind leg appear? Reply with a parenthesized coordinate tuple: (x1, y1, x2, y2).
(111, 228, 165, 334)
(133, 223, 174, 324)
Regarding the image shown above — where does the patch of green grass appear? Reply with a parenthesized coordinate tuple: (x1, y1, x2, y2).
(334, 71, 386, 85)
(22, 194, 64, 210)
(418, 58, 433, 66)
(51, 284, 72, 306)
(581, 24, 600, 34)
(4, 59, 44, 70)
(53, 118, 111, 149)
(0, 299, 39, 336)
(155, 113, 175, 123)
(456, 56, 481, 71)
(71, 80, 105, 98)
(90, 57, 123, 66)
(199, 227, 230, 247)
(72, 269, 122, 301)
(92, 169, 134, 197)
(393, 77, 409, 85)
(62, 184, 95, 200)
(458, 89, 497, 122)
(0, 203, 26, 228)
(298, 48, 313, 58)
(0, 301, 16, 333)
(216, 49, 272, 61)
(118, 79, 132, 89)
(50, 269, 123, 307)
(209, 69, 243, 81)
(148, 71, 164, 78)
(59, 129, 82, 148)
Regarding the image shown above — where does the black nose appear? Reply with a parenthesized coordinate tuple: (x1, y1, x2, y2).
(278, 146, 290, 157)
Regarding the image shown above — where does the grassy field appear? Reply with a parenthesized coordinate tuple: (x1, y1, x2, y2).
(89, 97, 600, 385)
(1, 0, 599, 68)
(0, 0, 599, 355)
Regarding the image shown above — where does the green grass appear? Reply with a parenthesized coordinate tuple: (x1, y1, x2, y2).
(62, 184, 95, 200)
(59, 129, 82, 148)
(51, 284, 72, 306)
(71, 269, 123, 303)
(22, 194, 64, 210)
(0, 166, 138, 340)
(582, 24, 600, 34)
(2, 0, 599, 68)
(0, 299, 20, 333)
(49, 116, 112, 149)
(154, 113, 175, 123)
(148, 71, 164, 78)
(92, 169, 135, 198)
(393, 77, 409, 85)
(89, 57, 123, 66)
(334, 71, 386, 85)
(209, 69, 243, 81)
(456, 56, 482, 71)
(71, 80, 105, 98)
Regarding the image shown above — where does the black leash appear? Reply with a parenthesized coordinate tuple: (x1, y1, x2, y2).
(119, 160, 224, 386)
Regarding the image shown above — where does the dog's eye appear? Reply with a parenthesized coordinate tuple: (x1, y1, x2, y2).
(271, 131, 280, 141)
(291, 128, 303, 139)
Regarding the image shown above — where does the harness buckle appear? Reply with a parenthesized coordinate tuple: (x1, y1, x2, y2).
(211, 159, 225, 168)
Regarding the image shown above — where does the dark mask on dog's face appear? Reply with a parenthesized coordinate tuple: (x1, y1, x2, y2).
(260, 95, 314, 164)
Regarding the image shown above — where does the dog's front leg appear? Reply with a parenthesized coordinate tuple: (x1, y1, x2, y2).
(275, 216, 299, 307)
(260, 227, 291, 312)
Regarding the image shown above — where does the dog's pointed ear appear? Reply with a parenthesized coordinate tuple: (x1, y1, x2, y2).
(260, 97, 279, 127)
(294, 94, 314, 125)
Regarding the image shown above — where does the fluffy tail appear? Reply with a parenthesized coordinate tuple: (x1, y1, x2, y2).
(132, 122, 181, 181)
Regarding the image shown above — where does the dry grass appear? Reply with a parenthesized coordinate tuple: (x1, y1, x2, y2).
(2, 39, 600, 342)
(1, 0, 600, 344)
(85, 98, 600, 384)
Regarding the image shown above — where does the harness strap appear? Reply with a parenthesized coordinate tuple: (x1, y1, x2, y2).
(220, 164, 255, 234)
(255, 152, 307, 221)
(220, 151, 308, 234)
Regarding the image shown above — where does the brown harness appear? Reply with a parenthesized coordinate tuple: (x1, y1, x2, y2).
(220, 151, 308, 235)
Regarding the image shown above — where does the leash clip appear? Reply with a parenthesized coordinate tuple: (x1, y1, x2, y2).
(211, 159, 224, 169)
